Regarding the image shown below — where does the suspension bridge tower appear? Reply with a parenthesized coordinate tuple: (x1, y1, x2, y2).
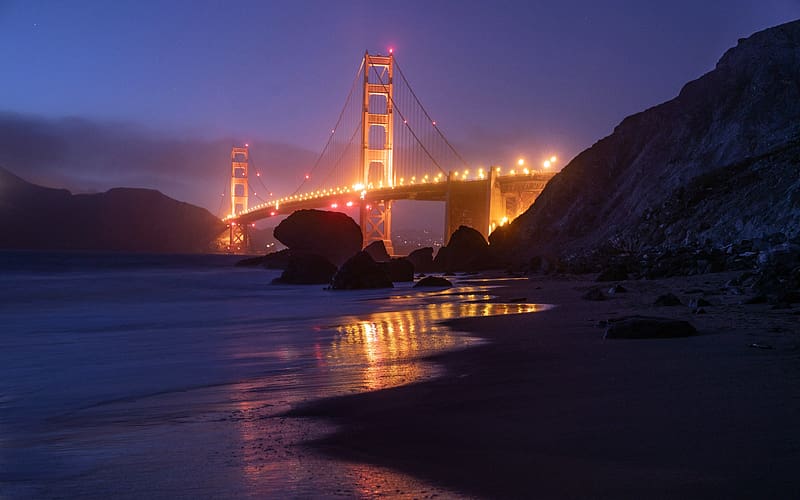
(229, 146, 249, 250)
(360, 51, 395, 254)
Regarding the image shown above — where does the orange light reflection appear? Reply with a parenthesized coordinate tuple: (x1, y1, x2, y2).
(329, 301, 540, 392)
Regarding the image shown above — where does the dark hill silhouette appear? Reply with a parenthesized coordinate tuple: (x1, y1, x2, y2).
(497, 20, 800, 265)
(0, 166, 224, 253)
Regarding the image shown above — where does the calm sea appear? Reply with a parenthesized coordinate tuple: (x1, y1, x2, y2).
(0, 251, 540, 498)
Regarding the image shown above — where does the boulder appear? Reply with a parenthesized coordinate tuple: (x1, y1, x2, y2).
(364, 240, 391, 262)
(486, 223, 515, 266)
(262, 248, 292, 269)
(274, 210, 362, 266)
(607, 284, 628, 295)
(433, 225, 491, 272)
(688, 297, 712, 308)
(331, 251, 393, 290)
(379, 258, 414, 282)
(235, 255, 267, 267)
(235, 248, 291, 268)
(604, 316, 697, 339)
(407, 247, 436, 273)
(272, 252, 337, 285)
(414, 276, 453, 288)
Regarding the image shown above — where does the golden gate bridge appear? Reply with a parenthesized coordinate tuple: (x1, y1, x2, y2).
(223, 51, 556, 253)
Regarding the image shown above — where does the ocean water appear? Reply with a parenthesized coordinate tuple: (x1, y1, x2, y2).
(0, 251, 542, 498)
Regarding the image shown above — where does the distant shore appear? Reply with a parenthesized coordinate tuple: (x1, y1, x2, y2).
(290, 272, 800, 498)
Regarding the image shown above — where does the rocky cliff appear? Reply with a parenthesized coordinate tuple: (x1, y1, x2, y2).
(0, 166, 225, 253)
(501, 20, 800, 265)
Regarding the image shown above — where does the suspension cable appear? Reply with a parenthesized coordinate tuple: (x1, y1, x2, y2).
(247, 153, 274, 198)
(393, 58, 470, 169)
(217, 179, 228, 218)
(292, 58, 365, 195)
(318, 121, 361, 188)
(371, 64, 447, 175)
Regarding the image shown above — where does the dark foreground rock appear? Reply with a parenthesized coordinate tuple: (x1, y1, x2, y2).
(433, 226, 492, 272)
(272, 253, 337, 285)
(261, 248, 292, 269)
(604, 316, 697, 339)
(364, 240, 391, 262)
(406, 247, 436, 273)
(235, 255, 267, 267)
(413, 276, 453, 288)
(273, 209, 362, 266)
(379, 258, 414, 282)
(331, 251, 393, 290)
(235, 248, 292, 269)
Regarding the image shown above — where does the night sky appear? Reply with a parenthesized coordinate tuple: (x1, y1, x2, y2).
(2, 1, 799, 230)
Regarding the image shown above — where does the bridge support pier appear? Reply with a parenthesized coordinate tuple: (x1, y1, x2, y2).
(228, 222, 249, 253)
(444, 169, 503, 243)
(360, 200, 393, 255)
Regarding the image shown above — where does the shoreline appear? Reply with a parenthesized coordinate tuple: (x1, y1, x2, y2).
(289, 272, 800, 498)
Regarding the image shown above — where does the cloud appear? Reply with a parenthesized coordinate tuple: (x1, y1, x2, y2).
(0, 112, 318, 215)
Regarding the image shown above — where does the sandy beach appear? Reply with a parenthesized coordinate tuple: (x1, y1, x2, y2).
(291, 272, 800, 499)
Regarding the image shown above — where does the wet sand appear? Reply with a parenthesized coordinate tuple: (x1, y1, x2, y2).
(290, 273, 800, 499)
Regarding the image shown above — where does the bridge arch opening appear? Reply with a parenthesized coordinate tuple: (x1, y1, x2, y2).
(367, 65, 390, 85)
(367, 161, 386, 185)
(369, 94, 388, 114)
(368, 125, 386, 149)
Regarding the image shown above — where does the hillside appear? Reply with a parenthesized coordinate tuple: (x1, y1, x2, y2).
(0, 166, 225, 253)
(499, 20, 800, 265)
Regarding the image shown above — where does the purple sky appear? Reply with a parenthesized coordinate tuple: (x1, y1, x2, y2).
(1, 1, 799, 231)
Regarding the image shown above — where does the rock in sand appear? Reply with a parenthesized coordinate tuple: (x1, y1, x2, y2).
(604, 316, 697, 339)
(413, 276, 453, 288)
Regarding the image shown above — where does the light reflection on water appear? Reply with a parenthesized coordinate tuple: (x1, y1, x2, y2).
(330, 300, 541, 392)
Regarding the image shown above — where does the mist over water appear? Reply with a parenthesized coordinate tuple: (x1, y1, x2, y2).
(0, 252, 543, 497)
